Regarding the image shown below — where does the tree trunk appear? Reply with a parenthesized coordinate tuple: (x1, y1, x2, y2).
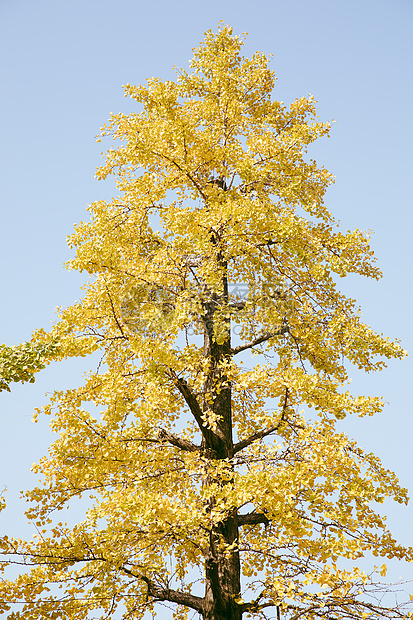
(203, 512, 243, 620)
(201, 257, 242, 620)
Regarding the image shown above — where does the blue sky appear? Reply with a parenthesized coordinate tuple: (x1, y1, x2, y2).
(0, 0, 412, 608)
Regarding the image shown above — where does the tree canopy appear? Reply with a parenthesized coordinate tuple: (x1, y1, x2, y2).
(0, 24, 411, 620)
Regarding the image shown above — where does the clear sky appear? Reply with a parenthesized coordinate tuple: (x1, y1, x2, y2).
(0, 0, 412, 609)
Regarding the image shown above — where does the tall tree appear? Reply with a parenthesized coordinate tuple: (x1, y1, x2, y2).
(0, 24, 411, 620)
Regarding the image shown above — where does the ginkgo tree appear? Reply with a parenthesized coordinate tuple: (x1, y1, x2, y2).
(0, 23, 411, 620)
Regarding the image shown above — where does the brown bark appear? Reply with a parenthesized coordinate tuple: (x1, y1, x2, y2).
(141, 576, 204, 613)
(200, 254, 243, 620)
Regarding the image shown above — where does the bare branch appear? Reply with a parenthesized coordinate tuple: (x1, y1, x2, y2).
(158, 429, 200, 452)
(167, 370, 211, 443)
(233, 423, 281, 454)
(238, 512, 269, 527)
(230, 327, 289, 356)
(141, 576, 204, 613)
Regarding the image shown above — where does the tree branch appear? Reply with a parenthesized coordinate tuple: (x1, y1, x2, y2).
(150, 150, 206, 201)
(158, 428, 200, 452)
(229, 301, 246, 310)
(238, 512, 269, 527)
(233, 423, 281, 454)
(167, 370, 212, 444)
(233, 387, 289, 454)
(141, 576, 204, 613)
(230, 327, 289, 356)
(105, 285, 127, 338)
